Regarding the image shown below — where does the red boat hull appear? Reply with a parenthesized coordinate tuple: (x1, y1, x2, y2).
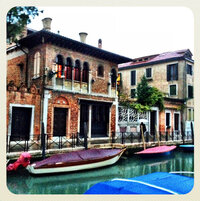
(135, 145, 176, 155)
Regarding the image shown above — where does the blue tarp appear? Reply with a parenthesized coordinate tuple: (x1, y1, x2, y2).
(85, 172, 194, 194)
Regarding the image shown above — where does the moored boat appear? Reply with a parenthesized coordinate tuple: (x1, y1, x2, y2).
(7, 148, 126, 175)
(84, 172, 194, 194)
(135, 145, 176, 156)
(179, 144, 194, 152)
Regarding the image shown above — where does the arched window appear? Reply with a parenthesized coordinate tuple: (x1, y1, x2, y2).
(33, 51, 40, 77)
(111, 68, 117, 87)
(97, 65, 104, 77)
(82, 62, 89, 83)
(56, 55, 64, 78)
(74, 60, 81, 81)
(65, 57, 73, 80)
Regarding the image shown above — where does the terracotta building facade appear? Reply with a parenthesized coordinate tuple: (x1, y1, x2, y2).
(6, 18, 132, 142)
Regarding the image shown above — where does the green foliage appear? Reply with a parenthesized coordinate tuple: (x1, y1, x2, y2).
(136, 75, 164, 110)
(119, 75, 164, 112)
(7, 7, 42, 42)
(136, 75, 152, 105)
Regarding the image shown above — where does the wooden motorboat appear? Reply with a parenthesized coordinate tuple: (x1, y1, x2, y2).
(7, 148, 126, 175)
(84, 172, 194, 194)
(135, 145, 176, 156)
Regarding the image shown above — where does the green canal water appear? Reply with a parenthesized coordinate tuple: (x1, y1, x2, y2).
(7, 149, 194, 194)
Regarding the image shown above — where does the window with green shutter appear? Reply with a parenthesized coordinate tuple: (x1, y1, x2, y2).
(131, 89, 136, 98)
(131, 70, 136, 86)
(167, 63, 178, 81)
(146, 68, 152, 78)
(187, 64, 193, 75)
(169, 85, 177, 96)
(188, 85, 193, 98)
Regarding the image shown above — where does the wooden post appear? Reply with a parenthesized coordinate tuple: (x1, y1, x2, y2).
(84, 122, 88, 150)
(140, 124, 146, 150)
(155, 125, 160, 146)
(41, 122, 46, 159)
(191, 122, 194, 144)
(181, 122, 185, 144)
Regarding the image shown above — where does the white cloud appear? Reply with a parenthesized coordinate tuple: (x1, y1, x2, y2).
(28, 7, 194, 58)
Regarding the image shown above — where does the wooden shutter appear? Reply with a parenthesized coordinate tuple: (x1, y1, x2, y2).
(175, 64, 178, 80)
(131, 71, 136, 85)
(167, 65, 170, 81)
(188, 86, 193, 98)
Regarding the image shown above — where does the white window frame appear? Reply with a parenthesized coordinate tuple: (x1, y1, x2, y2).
(187, 108, 194, 121)
(8, 104, 35, 140)
(130, 88, 136, 98)
(145, 67, 153, 79)
(174, 111, 181, 132)
(165, 110, 171, 131)
(33, 51, 41, 78)
(130, 70, 137, 86)
(187, 84, 193, 99)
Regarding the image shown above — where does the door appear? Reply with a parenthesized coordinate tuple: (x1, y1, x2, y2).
(11, 107, 32, 140)
(91, 104, 109, 137)
(80, 104, 89, 137)
(174, 113, 180, 131)
(150, 111, 157, 135)
(53, 108, 67, 136)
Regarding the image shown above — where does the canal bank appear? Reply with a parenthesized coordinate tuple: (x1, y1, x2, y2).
(7, 139, 193, 161)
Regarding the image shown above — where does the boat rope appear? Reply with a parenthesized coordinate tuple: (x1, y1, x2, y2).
(111, 178, 179, 194)
(169, 171, 194, 174)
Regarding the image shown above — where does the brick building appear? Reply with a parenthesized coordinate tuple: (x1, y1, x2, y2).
(118, 49, 194, 134)
(6, 18, 132, 142)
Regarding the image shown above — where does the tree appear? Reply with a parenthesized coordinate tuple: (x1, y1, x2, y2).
(7, 7, 42, 42)
(137, 75, 164, 110)
(119, 75, 164, 112)
(136, 75, 152, 105)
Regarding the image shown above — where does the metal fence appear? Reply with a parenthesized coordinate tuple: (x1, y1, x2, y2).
(111, 130, 193, 144)
(6, 130, 194, 153)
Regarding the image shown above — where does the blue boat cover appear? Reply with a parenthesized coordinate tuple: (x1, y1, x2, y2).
(179, 145, 194, 148)
(85, 172, 194, 194)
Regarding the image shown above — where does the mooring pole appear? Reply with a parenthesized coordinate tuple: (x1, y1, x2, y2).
(84, 122, 88, 150)
(191, 122, 194, 145)
(41, 122, 46, 159)
(140, 124, 146, 150)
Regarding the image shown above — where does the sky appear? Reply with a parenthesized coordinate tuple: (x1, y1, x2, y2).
(28, 6, 194, 59)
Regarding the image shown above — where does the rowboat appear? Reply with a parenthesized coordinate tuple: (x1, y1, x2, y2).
(7, 148, 125, 175)
(135, 145, 176, 156)
(84, 172, 194, 194)
(179, 144, 194, 152)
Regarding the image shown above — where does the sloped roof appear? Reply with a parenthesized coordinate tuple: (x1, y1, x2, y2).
(119, 49, 193, 70)
(18, 29, 132, 64)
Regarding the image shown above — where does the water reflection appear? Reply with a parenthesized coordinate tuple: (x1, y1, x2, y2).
(7, 149, 194, 194)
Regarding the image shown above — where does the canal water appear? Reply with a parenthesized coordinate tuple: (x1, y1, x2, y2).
(7, 148, 194, 194)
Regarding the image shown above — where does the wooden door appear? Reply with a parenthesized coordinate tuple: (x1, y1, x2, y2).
(53, 108, 67, 136)
(11, 107, 32, 140)
(80, 104, 89, 137)
(174, 113, 180, 131)
(91, 105, 109, 137)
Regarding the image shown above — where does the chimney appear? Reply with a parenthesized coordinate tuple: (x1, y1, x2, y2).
(98, 39, 102, 49)
(42, 17, 52, 31)
(79, 32, 88, 43)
